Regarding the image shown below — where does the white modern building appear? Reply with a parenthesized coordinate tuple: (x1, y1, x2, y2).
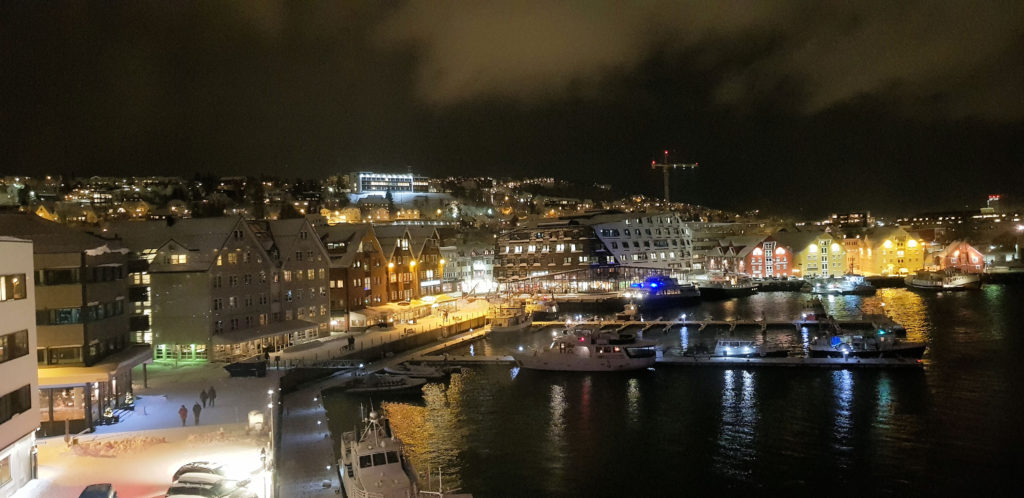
(354, 172, 429, 194)
(0, 237, 39, 497)
(590, 212, 694, 273)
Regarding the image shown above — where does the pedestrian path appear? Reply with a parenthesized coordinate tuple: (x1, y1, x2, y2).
(276, 326, 491, 497)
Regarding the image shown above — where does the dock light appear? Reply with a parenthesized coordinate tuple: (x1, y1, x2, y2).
(517, 345, 524, 352)
(682, 314, 687, 320)
(268, 389, 274, 395)
(313, 397, 318, 402)
(267, 403, 273, 408)
(358, 363, 364, 369)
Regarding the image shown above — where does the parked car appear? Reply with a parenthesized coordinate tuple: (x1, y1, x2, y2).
(166, 473, 255, 498)
(172, 461, 226, 482)
(79, 483, 117, 498)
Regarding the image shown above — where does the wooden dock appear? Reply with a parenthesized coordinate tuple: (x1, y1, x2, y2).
(413, 353, 924, 369)
(531, 319, 834, 333)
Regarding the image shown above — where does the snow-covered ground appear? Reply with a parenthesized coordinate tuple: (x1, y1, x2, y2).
(21, 363, 282, 498)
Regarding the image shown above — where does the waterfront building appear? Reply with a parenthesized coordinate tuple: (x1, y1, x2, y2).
(407, 227, 444, 296)
(0, 214, 149, 437)
(844, 227, 925, 276)
(106, 217, 321, 363)
(374, 226, 420, 301)
(589, 212, 693, 273)
(0, 237, 39, 496)
(703, 235, 800, 278)
(256, 219, 331, 341)
(933, 240, 985, 273)
(683, 221, 771, 271)
(318, 223, 389, 331)
(772, 230, 847, 278)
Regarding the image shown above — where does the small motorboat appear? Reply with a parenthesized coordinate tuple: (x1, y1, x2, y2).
(383, 362, 446, 380)
(342, 374, 427, 394)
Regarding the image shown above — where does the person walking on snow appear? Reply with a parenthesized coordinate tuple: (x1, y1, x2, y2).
(178, 405, 188, 426)
(192, 402, 202, 425)
(208, 386, 217, 407)
(200, 389, 208, 408)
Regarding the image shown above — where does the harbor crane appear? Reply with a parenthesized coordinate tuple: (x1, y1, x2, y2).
(650, 150, 698, 204)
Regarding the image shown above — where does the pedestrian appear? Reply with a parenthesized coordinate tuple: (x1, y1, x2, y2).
(200, 389, 208, 408)
(192, 402, 202, 425)
(208, 386, 217, 407)
(178, 404, 188, 426)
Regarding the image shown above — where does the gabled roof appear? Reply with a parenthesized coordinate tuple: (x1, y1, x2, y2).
(861, 226, 910, 248)
(771, 230, 838, 252)
(316, 223, 380, 268)
(372, 225, 410, 258)
(105, 217, 242, 255)
(0, 213, 121, 254)
(405, 226, 440, 257)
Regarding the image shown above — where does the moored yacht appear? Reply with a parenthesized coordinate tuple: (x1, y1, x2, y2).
(905, 270, 981, 290)
(697, 274, 758, 299)
(513, 328, 657, 371)
(809, 334, 925, 359)
(625, 275, 701, 309)
(713, 339, 788, 358)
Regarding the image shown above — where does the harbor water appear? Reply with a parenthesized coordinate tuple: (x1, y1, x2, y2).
(324, 286, 1024, 497)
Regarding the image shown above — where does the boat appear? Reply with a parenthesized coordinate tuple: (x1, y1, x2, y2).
(809, 334, 926, 358)
(614, 302, 638, 321)
(342, 373, 427, 394)
(525, 298, 559, 321)
(512, 328, 658, 371)
(713, 339, 788, 358)
(488, 301, 533, 332)
(339, 407, 418, 498)
(804, 275, 876, 296)
(697, 274, 758, 299)
(905, 270, 981, 290)
(625, 275, 702, 309)
(383, 362, 447, 380)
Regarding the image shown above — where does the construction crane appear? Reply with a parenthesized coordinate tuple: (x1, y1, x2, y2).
(650, 150, 698, 204)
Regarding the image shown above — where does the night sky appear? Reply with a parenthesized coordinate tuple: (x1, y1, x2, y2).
(2, 1, 1022, 216)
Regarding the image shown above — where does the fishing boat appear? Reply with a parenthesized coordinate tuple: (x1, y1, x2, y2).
(697, 274, 758, 299)
(512, 328, 657, 371)
(905, 270, 981, 290)
(804, 275, 876, 296)
(525, 298, 559, 321)
(383, 362, 447, 380)
(809, 334, 926, 359)
(488, 301, 533, 332)
(342, 373, 427, 394)
(339, 407, 418, 498)
(614, 302, 638, 321)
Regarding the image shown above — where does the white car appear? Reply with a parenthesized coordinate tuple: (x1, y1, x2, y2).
(166, 472, 255, 498)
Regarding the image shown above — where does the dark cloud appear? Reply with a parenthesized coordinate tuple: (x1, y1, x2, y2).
(378, 1, 1024, 119)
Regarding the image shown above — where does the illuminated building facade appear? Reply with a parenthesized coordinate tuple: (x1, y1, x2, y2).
(845, 227, 925, 275)
(772, 231, 847, 278)
(355, 172, 429, 194)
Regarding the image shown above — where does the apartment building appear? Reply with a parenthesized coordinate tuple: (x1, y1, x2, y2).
(374, 226, 419, 301)
(0, 237, 39, 497)
(0, 214, 148, 437)
(772, 230, 847, 278)
(319, 224, 389, 331)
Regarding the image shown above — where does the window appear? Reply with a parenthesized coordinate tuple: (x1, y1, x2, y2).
(227, 253, 238, 264)
(229, 275, 238, 287)
(213, 298, 223, 311)
(0, 454, 10, 487)
(244, 274, 252, 285)
(295, 251, 303, 261)
(0, 274, 27, 301)
(283, 271, 292, 282)
(170, 254, 187, 264)
(0, 385, 32, 425)
(307, 269, 315, 280)
(0, 330, 29, 363)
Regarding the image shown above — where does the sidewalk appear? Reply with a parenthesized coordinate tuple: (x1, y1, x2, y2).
(22, 363, 281, 498)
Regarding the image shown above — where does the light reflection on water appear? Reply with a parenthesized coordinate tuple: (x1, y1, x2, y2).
(323, 287, 1024, 496)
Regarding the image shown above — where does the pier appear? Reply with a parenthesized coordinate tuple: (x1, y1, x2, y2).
(413, 353, 925, 369)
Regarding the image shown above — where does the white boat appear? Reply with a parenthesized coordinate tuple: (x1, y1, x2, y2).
(614, 302, 638, 321)
(697, 275, 758, 299)
(713, 339, 788, 358)
(805, 275, 876, 296)
(383, 363, 447, 380)
(489, 302, 533, 332)
(339, 408, 418, 498)
(809, 334, 926, 359)
(905, 270, 981, 290)
(512, 328, 657, 371)
(343, 374, 427, 394)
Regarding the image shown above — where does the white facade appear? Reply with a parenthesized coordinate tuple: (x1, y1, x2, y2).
(591, 212, 693, 272)
(0, 237, 39, 497)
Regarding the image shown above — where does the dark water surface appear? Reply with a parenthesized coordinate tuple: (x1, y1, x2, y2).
(324, 286, 1024, 497)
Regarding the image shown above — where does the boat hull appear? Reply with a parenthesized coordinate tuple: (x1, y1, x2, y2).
(512, 353, 656, 372)
(809, 345, 926, 359)
(697, 286, 757, 299)
(490, 317, 533, 333)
